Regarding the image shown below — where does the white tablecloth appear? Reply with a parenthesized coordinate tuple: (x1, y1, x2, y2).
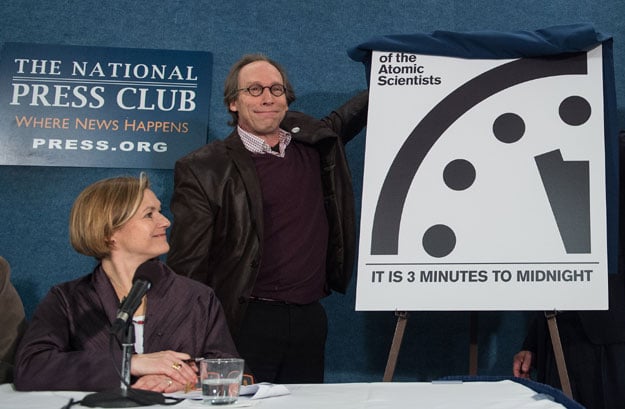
(0, 380, 577, 409)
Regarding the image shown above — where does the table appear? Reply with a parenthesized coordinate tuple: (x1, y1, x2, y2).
(0, 380, 581, 409)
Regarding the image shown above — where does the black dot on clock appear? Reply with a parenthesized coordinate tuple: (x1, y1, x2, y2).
(559, 95, 591, 126)
(423, 224, 456, 258)
(493, 112, 525, 143)
(443, 159, 476, 191)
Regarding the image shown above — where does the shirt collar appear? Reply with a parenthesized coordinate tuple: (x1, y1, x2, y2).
(238, 126, 292, 157)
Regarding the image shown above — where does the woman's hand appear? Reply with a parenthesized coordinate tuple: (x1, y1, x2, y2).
(131, 350, 198, 388)
(132, 374, 185, 393)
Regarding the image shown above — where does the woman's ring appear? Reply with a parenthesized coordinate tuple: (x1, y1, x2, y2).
(167, 378, 173, 386)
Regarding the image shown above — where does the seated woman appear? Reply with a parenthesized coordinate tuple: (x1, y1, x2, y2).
(14, 173, 239, 392)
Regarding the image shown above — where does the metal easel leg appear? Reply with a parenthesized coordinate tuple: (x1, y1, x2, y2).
(545, 310, 573, 399)
(383, 311, 409, 382)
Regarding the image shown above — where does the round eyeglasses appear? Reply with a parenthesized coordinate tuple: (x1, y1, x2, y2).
(238, 84, 286, 97)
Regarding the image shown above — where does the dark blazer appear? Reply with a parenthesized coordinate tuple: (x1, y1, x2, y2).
(167, 91, 368, 336)
(14, 261, 238, 391)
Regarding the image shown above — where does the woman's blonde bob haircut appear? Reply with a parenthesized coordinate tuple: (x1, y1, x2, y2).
(69, 173, 150, 260)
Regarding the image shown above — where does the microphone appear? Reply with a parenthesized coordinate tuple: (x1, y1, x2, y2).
(82, 260, 169, 408)
(109, 261, 155, 335)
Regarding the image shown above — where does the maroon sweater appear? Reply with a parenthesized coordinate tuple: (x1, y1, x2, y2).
(251, 141, 329, 304)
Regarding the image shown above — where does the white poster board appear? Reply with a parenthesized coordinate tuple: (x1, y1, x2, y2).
(356, 46, 608, 311)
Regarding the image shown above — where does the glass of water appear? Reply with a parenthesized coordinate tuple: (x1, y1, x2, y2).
(200, 358, 245, 405)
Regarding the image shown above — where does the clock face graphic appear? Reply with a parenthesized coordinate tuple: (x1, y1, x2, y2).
(356, 47, 608, 311)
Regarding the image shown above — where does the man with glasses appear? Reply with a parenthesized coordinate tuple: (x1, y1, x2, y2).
(167, 54, 368, 384)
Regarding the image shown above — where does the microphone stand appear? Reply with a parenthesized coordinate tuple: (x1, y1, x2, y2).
(120, 324, 134, 396)
(81, 319, 165, 407)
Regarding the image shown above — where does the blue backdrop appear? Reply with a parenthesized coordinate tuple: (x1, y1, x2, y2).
(1, 0, 624, 383)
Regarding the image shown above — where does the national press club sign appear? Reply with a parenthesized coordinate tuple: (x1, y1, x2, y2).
(0, 43, 212, 169)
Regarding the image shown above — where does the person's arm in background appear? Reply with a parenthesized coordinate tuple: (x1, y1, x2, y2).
(512, 313, 539, 378)
(0, 257, 26, 384)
